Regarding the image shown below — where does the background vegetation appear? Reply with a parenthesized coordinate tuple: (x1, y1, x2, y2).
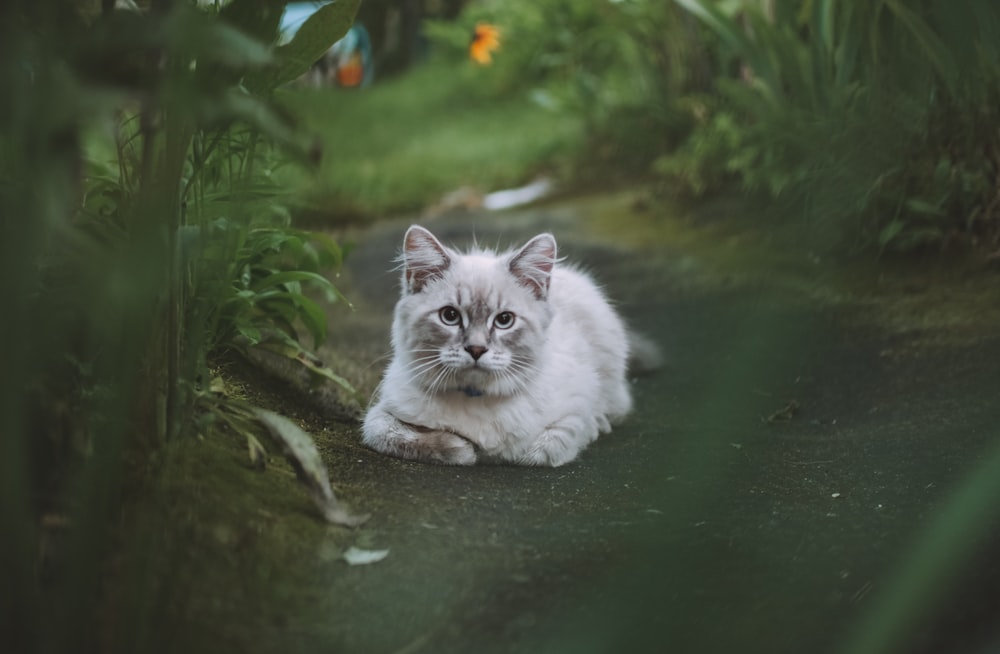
(661, 0, 1000, 253)
(282, 60, 582, 217)
(297, 0, 1000, 253)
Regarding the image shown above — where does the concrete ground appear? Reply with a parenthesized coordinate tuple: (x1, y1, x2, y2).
(130, 192, 1000, 654)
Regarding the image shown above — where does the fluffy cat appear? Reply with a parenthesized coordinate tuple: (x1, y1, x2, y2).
(361, 225, 633, 466)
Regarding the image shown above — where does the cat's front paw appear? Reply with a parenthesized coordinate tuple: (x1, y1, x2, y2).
(362, 409, 477, 465)
(418, 430, 478, 466)
(518, 421, 590, 467)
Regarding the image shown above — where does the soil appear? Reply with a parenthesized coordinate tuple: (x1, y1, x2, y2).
(109, 190, 1000, 654)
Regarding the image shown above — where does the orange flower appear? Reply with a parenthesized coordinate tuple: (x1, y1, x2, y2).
(469, 23, 500, 65)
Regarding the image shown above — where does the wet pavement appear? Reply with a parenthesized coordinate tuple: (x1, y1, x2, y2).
(141, 193, 1000, 654)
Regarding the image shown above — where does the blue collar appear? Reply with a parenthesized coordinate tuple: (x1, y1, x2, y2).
(458, 385, 486, 397)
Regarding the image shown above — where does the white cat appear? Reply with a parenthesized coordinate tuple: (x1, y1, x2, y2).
(361, 225, 634, 466)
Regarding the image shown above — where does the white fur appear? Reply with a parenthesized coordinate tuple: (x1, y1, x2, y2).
(362, 226, 632, 466)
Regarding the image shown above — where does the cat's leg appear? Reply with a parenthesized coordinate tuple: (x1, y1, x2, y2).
(519, 415, 597, 467)
(362, 404, 477, 465)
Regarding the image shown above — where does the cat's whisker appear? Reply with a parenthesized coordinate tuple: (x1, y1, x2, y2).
(405, 355, 439, 370)
(425, 365, 455, 395)
(403, 360, 442, 385)
(363, 349, 397, 372)
(507, 360, 539, 377)
(511, 353, 540, 369)
(399, 357, 438, 378)
(505, 359, 540, 384)
(487, 366, 518, 394)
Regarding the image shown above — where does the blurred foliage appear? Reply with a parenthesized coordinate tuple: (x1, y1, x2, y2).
(423, 1, 679, 121)
(281, 58, 583, 216)
(0, 0, 358, 651)
(417, 0, 709, 187)
(430, 0, 1000, 252)
(659, 0, 1000, 253)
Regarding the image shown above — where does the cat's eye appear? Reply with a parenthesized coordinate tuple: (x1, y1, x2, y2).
(439, 306, 462, 326)
(493, 311, 516, 329)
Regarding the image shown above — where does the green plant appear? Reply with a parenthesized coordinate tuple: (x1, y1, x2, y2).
(1, 1, 361, 651)
(423, 1, 639, 120)
(416, 0, 714, 184)
(200, 218, 355, 389)
(665, 0, 1000, 252)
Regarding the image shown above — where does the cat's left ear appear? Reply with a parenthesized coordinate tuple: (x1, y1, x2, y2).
(402, 225, 451, 293)
(509, 233, 557, 300)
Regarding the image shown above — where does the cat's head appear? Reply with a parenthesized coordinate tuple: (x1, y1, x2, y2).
(391, 225, 557, 397)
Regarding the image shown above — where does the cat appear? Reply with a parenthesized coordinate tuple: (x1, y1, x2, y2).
(361, 225, 635, 466)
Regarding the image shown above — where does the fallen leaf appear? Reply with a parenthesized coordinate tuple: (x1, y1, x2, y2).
(343, 546, 389, 566)
(254, 341, 356, 393)
(246, 433, 268, 470)
(253, 408, 369, 527)
(766, 400, 800, 423)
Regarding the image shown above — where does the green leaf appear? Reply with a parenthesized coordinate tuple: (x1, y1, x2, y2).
(292, 293, 329, 347)
(834, 2, 862, 86)
(249, 269, 333, 292)
(256, 295, 299, 323)
(254, 341, 356, 393)
(246, 0, 362, 94)
(236, 322, 262, 344)
(816, 0, 835, 55)
(245, 228, 298, 254)
(253, 305, 298, 340)
(252, 290, 326, 345)
(882, 0, 958, 89)
(904, 198, 945, 218)
(300, 230, 344, 268)
(878, 220, 905, 248)
(195, 89, 309, 157)
(165, 5, 273, 69)
(673, 0, 747, 51)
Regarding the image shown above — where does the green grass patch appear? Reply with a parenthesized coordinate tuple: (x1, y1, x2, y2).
(278, 60, 584, 219)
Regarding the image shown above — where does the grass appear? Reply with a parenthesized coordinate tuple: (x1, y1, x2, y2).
(278, 59, 584, 219)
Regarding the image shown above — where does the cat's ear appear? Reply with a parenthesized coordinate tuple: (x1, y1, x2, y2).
(509, 233, 557, 300)
(402, 225, 451, 293)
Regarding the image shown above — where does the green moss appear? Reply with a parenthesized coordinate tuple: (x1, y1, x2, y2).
(111, 417, 365, 652)
(576, 187, 1000, 346)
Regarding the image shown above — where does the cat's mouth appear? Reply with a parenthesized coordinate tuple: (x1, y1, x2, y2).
(450, 365, 493, 390)
(452, 360, 493, 373)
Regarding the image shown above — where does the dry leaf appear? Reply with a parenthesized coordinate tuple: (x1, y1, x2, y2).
(246, 433, 268, 470)
(342, 546, 389, 565)
(766, 400, 800, 423)
(253, 408, 369, 527)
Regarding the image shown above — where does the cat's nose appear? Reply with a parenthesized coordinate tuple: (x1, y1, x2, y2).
(465, 345, 488, 361)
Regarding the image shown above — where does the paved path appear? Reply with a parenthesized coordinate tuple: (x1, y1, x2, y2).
(150, 196, 1000, 654)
